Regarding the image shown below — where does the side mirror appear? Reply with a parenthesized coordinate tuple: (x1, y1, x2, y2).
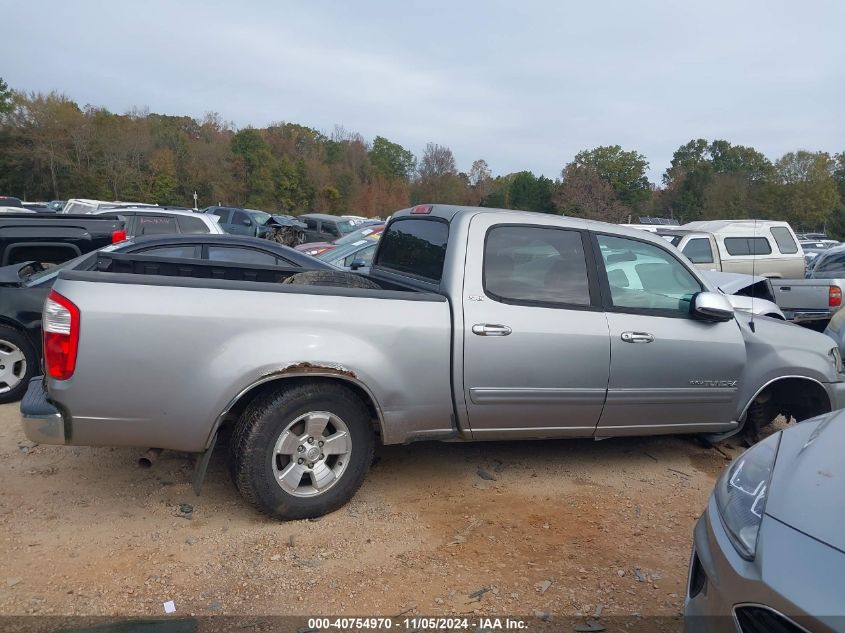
(692, 291, 734, 322)
(350, 259, 366, 271)
(242, 219, 252, 226)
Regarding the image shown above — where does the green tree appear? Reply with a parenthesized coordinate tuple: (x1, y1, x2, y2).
(230, 127, 274, 207)
(571, 145, 651, 208)
(773, 151, 839, 230)
(662, 139, 773, 222)
(0, 77, 12, 116)
(508, 171, 555, 213)
(369, 136, 415, 180)
(148, 148, 178, 204)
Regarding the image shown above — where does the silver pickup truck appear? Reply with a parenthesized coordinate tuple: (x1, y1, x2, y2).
(21, 205, 845, 519)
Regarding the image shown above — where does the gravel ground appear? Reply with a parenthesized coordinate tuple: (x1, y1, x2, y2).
(0, 401, 761, 624)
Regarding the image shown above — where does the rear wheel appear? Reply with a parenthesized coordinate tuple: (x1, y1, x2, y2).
(0, 326, 36, 404)
(230, 382, 374, 520)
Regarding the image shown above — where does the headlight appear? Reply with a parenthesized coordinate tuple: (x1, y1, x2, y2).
(715, 432, 780, 559)
(830, 347, 845, 374)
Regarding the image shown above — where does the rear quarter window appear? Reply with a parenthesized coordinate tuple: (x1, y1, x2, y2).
(177, 215, 210, 234)
(724, 237, 772, 256)
(770, 227, 799, 254)
(375, 218, 449, 282)
(136, 214, 177, 235)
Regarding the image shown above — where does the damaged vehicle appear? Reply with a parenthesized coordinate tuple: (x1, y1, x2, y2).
(700, 271, 785, 320)
(21, 205, 845, 520)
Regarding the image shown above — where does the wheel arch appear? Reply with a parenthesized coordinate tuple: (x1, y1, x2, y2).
(740, 375, 832, 422)
(206, 370, 386, 449)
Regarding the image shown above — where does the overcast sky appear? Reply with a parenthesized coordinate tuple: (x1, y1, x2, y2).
(2, 0, 843, 183)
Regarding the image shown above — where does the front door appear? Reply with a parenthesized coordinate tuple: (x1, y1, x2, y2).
(593, 233, 745, 435)
(462, 215, 610, 439)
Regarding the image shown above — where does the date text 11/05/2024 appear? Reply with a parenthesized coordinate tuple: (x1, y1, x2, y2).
(307, 617, 529, 630)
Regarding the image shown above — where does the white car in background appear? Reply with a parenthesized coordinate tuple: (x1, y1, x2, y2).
(92, 207, 223, 237)
(61, 198, 158, 214)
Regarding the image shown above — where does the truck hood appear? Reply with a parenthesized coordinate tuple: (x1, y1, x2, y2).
(765, 412, 845, 553)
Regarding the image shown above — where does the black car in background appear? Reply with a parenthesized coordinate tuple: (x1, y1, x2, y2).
(0, 234, 331, 403)
(299, 213, 356, 242)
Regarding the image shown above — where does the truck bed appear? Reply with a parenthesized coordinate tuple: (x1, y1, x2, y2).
(92, 251, 423, 292)
(47, 253, 454, 451)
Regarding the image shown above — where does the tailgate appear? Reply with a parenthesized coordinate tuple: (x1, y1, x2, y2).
(772, 279, 839, 320)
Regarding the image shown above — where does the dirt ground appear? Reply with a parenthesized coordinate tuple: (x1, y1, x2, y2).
(0, 402, 758, 623)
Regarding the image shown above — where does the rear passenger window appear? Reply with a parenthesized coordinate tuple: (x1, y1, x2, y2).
(484, 226, 591, 306)
(681, 238, 714, 264)
(304, 218, 318, 230)
(207, 246, 276, 265)
(724, 237, 772, 256)
(136, 215, 177, 235)
(177, 215, 210, 234)
(771, 227, 798, 254)
(376, 218, 449, 282)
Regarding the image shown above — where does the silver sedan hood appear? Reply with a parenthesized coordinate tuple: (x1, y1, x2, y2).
(765, 413, 845, 552)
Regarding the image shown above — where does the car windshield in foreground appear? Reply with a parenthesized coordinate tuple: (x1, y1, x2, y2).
(24, 242, 128, 286)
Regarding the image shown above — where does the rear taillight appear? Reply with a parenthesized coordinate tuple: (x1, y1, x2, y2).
(412, 205, 432, 214)
(111, 229, 127, 243)
(830, 286, 842, 308)
(43, 290, 80, 380)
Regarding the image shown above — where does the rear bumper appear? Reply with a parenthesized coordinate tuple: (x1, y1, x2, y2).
(784, 309, 833, 322)
(20, 377, 66, 444)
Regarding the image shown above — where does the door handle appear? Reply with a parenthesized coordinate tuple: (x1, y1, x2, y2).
(621, 331, 654, 343)
(472, 324, 512, 336)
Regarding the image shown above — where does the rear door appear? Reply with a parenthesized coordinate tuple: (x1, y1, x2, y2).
(303, 217, 320, 242)
(594, 233, 745, 435)
(462, 215, 610, 439)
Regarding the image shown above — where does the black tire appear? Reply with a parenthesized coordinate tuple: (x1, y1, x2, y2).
(282, 270, 381, 289)
(0, 325, 36, 404)
(230, 382, 375, 520)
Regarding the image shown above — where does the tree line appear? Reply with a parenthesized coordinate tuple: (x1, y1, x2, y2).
(1, 79, 843, 235)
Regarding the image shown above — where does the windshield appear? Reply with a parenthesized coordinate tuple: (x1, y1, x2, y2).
(812, 251, 845, 277)
(25, 242, 128, 286)
(246, 210, 271, 225)
(335, 224, 383, 245)
(336, 220, 354, 235)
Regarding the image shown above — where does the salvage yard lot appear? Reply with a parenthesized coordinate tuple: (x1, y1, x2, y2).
(0, 402, 751, 620)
